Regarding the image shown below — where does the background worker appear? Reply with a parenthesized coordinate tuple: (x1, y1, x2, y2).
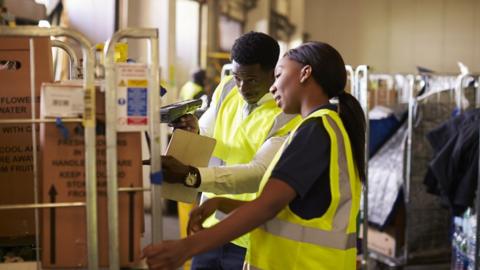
(144, 41, 366, 270)
(179, 69, 207, 101)
(161, 31, 301, 270)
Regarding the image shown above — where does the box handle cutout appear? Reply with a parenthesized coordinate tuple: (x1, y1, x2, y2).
(0, 60, 22, 71)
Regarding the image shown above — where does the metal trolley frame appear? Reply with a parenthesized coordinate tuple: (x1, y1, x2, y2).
(0, 26, 98, 270)
(50, 39, 80, 80)
(366, 71, 479, 269)
(346, 64, 370, 270)
(103, 28, 162, 270)
(476, 74, 480, 270)
(354, 65, 370, 270)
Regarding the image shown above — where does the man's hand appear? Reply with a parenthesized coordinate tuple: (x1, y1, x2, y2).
(143, 239, 191, 270)
(169, 114, 199, 134)
(161, 155, 190, 184)
(187, 198, 221, 235)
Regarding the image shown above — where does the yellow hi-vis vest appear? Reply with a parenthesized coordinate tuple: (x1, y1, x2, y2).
(202, 76, 301, 248)
(247, 108, 361, 270)
(179, 81, 204, 100)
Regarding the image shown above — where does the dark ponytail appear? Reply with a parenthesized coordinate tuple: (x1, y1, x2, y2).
(338, 92, 366, 181)
(286, 42, 366, 182)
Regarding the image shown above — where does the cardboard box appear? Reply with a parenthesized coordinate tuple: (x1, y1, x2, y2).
(0, 37, 53, 239)
(361, 226, 399, 258)
(360, 206, 405, 259)
(0, 262, 37, 270)
(40, 86, 144, 268)
(368, 79, 398, 109)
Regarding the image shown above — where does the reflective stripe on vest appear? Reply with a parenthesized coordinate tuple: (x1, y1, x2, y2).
(260, 218, 356, 250)
(242, 262, 256, 270)
(324, 116, 354, 232)
(214, 77, 236, 116)
(248, 108, 361, 270)
(257, 114, 354, 249)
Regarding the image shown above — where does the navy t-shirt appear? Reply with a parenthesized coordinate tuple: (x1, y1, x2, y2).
(270, 104, 336, 220)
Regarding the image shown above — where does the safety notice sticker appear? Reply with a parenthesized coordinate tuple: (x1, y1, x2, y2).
(116, 63, 149, 132)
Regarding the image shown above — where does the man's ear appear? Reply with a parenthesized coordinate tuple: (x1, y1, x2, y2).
(300, 65, 312, 83)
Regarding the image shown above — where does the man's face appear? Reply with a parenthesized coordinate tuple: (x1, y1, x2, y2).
(231, 60, 274, 104)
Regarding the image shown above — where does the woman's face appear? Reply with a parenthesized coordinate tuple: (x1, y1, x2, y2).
(270, 56, 303, 114)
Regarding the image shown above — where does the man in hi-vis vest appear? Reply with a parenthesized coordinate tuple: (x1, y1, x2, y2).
(161, 32, 301, 269)
(179, 69, 207, 101)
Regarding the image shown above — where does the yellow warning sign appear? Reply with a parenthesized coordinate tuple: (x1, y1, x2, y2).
(127, 80, 148, 87)
(119, 80, 126, 87)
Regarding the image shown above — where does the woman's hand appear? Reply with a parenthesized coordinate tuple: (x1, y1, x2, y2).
(143, 239, 191, 270)
(187, 198, 222, 235)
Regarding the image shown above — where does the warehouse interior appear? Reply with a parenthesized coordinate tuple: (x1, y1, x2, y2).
(0, 0, 479, 269)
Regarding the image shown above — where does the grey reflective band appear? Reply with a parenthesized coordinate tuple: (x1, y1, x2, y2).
(256, 115, 356, 251)
(199, 193, 209, 204)
(242, 262, 256, 270)
(215, 77, 236, 114)
(265, 112, 298, 139)
(325, 116, 353, 230)
(260, 217, 357, 250)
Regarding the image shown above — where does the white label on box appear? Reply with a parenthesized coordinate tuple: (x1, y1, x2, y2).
(116, 63, 149, 132)
(41, 84, 84, 118)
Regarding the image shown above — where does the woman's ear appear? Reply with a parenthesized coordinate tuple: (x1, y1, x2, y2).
(300, 65, 312, 83)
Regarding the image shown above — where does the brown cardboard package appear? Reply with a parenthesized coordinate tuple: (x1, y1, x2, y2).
(0, 37, 53, 240)
(360, 206, 405, 258)
(362, 226, 400, 258)
(368, 89, 398, 109)
(368, 79, 398, 109)
(40, 86, 144, 268)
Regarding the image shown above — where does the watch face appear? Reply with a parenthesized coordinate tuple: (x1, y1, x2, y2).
(185, 173, 197, 187)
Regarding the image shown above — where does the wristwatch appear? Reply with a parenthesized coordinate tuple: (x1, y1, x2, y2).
(184, 167, 199, 188)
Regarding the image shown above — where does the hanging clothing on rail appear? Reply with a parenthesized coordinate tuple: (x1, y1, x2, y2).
(424, 108, 480, 216)
(368, 105, 407, 157)
(367, 123, 407, 228)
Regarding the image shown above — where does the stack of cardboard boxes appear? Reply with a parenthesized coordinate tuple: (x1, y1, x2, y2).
(0, 37, 144, 268)
(368, 79, 398, 109)
(0, 37, 52, 244)
(40, 86, 144, 268)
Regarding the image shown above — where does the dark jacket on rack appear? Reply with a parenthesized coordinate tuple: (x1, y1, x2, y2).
(424, 108, 480, 216)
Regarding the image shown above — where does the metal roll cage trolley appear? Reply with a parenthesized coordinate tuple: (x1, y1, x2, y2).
(0, 26, 99, 269)
(103, 28, 162, 270)
(0, 25, 165, 270)
(357, 67, 480, 269)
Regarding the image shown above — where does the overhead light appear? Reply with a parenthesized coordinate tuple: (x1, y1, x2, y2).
(38, 20, 51, 28)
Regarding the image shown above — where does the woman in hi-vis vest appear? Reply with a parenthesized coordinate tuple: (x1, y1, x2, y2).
(144, 42, 366, 270)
